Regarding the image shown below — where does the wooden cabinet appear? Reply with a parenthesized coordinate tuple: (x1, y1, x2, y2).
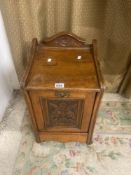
(21, 32, 104, 144)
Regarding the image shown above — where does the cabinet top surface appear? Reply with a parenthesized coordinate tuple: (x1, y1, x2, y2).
(26, 47, 100, 90)
(22, 32, 103, 90)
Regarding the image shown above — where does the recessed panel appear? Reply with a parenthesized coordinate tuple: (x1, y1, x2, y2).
(41, 98, 84, 129)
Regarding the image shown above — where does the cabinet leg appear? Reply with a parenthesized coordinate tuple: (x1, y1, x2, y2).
(36, 137, 41, 143)
(35, 137, 40, 143)
(87, 140, 93, 145)
(34, 133, 41, 143)
(86, 137, 93, 145)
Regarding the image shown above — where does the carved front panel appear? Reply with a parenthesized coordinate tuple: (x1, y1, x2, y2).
(41, 98, 84, 129)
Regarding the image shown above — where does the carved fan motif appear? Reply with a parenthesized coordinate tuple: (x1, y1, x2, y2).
(42, 32, 88, 47)
(41, 98, 84, 129)
(53, 36, 84, 47)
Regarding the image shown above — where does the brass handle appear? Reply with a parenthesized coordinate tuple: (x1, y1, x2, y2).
(55, 91, 70, 98)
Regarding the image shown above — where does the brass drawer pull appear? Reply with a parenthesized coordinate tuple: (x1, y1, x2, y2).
(55, 91, 70, 98)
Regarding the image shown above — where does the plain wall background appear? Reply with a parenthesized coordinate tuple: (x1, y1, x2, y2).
(0, 11, 19, 121)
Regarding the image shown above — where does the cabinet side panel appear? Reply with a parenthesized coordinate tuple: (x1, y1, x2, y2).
(24, 90, 40, 142)
(29, 91, 45, 130)
(81, 92, 96, 132)
(87, 91, 104, 144)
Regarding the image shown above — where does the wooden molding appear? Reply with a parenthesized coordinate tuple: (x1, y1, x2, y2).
(41, 32, 90, 47)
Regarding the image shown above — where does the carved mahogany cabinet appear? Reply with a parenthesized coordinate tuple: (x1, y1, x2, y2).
(21, 32, 104, 144)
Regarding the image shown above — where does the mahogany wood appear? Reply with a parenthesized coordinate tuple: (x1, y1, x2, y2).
(21, 32, 104, 144)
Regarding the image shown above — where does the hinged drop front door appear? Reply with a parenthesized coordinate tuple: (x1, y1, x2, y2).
(29, 90, 96, 132)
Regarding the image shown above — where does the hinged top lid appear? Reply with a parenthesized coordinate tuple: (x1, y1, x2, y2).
(21, 32, 104, 91)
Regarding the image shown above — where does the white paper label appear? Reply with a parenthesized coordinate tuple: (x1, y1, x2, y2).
(55, 83, 64, 88)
